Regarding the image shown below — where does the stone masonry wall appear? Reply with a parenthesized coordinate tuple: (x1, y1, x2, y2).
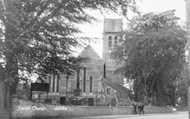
(12, 98, 173, 119)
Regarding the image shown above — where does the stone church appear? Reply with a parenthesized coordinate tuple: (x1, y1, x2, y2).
(33, 18, 130, 106)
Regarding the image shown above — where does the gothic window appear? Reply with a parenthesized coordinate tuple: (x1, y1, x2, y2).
(108, 36, 112, 48)
(89, 75, 93, 93)
(83, 67, 87, 93)
(76, 70, 80, 89)
(52, 75, 55, 92)
(57, 76, 59, 92)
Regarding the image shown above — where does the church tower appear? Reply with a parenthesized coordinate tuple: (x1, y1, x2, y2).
(102, 18, 123, 84)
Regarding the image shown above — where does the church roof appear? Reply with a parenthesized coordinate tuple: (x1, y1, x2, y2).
(102, 77, 129, 93)
(78, 45, 104, 65)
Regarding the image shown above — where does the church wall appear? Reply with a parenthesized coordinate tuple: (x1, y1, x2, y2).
(32, 66, 109, 105)
(58, 69, 105, 98)
(79, 67, 104, 98)
(59, 74, 76, 97)
(106, 70, 124, 85)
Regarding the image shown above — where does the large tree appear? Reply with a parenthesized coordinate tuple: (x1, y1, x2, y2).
(175, 64, 190, 107)
(0, 0, 138, 108)
(113, 12, 187, 106)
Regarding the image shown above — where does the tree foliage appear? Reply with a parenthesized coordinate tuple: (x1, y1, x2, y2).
(0, 0, 138, 99)
(114, 12, 187, 106)
(175, 64, 190, 106)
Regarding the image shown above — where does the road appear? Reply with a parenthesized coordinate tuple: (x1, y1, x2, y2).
(68, 111, 188, 119)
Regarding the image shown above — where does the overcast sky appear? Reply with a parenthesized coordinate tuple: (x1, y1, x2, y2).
(78, 0, 186, 57)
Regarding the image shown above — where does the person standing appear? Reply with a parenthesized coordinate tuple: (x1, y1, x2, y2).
(137, 102, 144, 115)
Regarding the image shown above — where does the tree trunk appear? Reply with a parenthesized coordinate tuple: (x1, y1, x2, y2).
(143, 78, 148, 104)
(5, 55, 19, 96)
(0, 65, 6, 109)
(171, 86, 176, 107)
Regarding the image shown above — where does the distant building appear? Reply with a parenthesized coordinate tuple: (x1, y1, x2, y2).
(32, 18, 130, 106)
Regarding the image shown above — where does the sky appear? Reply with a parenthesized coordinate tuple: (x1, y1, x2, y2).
(78, 0, 186, 57)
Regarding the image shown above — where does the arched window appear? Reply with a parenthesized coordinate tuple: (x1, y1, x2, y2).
(89, 75, 93, 93)
(108, 36, 112, 48)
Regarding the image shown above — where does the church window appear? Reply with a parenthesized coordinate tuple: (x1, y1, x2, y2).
(52, 75, 55, 92)
(89, 75, 93, 93)
(108, 36, 112, 48)
(83, 67, 87, 93)
(107, 87, 111, 95)
(57, 76, 59, 92)
(76, 70, 80, 89)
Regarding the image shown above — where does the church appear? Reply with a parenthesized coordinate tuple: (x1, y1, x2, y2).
(32, 18, 130, 106)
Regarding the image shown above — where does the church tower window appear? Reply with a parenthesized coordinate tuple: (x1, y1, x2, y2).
(114, 36, 118, 45)
(89, 75, 93, 93)
(108, 36, 112, 48)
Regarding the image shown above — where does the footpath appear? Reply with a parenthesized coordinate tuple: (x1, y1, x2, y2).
(66, 111, 188, 119)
